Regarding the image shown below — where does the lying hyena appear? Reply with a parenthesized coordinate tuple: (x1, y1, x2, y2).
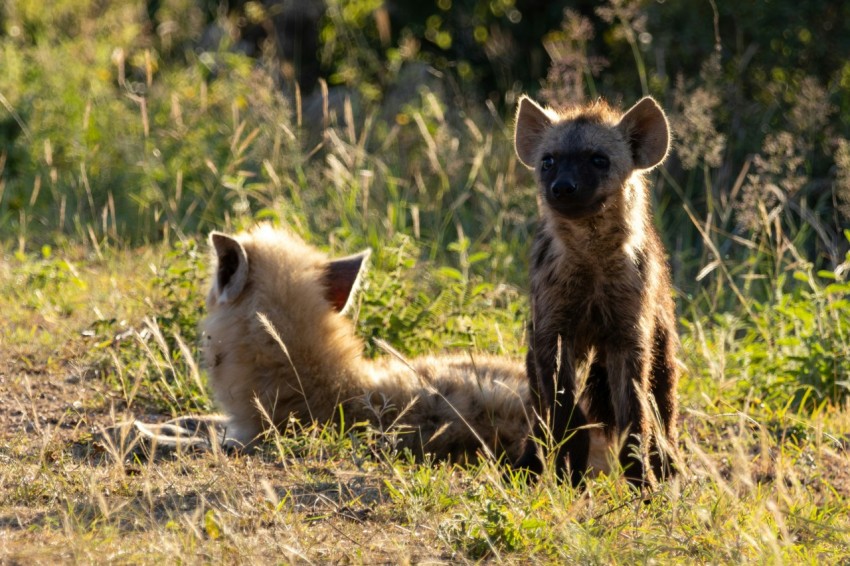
(513, 95, 680, 487)
(117, 225, 533, 463)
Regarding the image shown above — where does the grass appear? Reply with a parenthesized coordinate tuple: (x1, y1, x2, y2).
(1, 231, 849, 563)
(2, 0, 850, 563)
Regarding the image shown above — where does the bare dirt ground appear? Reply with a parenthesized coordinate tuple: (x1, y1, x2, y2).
(0, 346, 450, 563)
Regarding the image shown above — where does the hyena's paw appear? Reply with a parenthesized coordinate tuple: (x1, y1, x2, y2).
(220, 421, 263, 453)
(511, 438, 545, 481)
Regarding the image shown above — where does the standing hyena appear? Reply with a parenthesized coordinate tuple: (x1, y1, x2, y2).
(512, 95, 680, 487)
(199, 224, 532, 462)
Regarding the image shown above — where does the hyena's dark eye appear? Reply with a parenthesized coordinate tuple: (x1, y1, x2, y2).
(591, 154, 610, 169)
(541, 155, 554, 171)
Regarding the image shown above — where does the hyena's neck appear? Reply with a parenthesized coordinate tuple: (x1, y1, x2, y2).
(281, 313, 376, 404)
(543, 175, 649, 263)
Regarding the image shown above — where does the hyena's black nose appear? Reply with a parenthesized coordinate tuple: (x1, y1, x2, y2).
(550, 178, 578, 199)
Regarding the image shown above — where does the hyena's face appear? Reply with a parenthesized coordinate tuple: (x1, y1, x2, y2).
(532, 120, 631, 219)
(514, 97, 669, 220)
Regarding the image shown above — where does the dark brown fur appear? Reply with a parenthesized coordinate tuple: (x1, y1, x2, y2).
(513, 96, 679, 487)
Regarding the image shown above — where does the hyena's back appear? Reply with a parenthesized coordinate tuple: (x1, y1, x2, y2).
(386, 354, 531, 462)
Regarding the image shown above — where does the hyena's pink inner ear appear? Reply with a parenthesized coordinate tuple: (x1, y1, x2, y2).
(514, 96, 553, 169)
(617, 96, 670, 170)
(323, 249, 371, 313)
(210, 232, 249, 305)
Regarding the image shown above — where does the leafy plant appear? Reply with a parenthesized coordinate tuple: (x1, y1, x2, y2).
(439, 483, 554, 560)
(357, 232, 525, 358)
(89, 237, 210, 414)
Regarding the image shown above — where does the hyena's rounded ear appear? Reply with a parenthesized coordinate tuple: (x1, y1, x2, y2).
(210, 232, 249, 305)
(323, 249, 371, 313)
(617, 96, 670, 170)
(514, 95, 554, 169)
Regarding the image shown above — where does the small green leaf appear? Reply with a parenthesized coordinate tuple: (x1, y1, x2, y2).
(470, 282, 492, 296)
(438, 266, 464, 281)
(467, 251, 489, 265)
(824, 283, 850, 295)
(255, 208, 280, 221)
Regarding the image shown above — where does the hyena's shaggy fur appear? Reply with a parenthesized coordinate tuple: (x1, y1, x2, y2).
(513, 96, 680, 487)
(202, 224, 531, 462)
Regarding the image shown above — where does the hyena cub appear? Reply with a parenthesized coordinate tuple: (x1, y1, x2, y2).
(202, 224, 532, 462)
(513, 95, 679, 487)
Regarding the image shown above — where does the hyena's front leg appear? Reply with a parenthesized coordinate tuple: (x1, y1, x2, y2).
(514, 347, 547, 476)
(607, 344, 653, 487)
(517, 332, 590, 487)
(648, 320, 679, 480)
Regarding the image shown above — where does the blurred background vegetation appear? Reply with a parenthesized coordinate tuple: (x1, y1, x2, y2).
(1, 0, 849, 410)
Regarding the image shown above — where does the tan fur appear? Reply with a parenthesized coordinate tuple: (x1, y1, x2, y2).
(513, 95, 680, 487)
(202, 224, 532, 463)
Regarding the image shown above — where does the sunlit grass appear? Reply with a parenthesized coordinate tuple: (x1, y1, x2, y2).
(2, 229, 849, 562)
(2, 0, 850, 562)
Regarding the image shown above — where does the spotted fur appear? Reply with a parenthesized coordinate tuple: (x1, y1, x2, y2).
(513, 95, 680, 487)
(201, 224, 532, 462)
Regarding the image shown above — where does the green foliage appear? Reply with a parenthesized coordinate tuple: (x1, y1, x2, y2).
(383, 464, 460, 515)
(148, 238, 207, 347)
(5, 245, 85, 318)
(0, 1, 298, 243)
(90, 238, 211, 414)
(317, 0, 568, 103)
(685, 246, 850, 411)
(358, 233, 525, 358)
(441, 485, 553, 559)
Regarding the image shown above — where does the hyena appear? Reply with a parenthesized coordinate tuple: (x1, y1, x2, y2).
(512, 95, 679, 487)
(176, 224, 532, 462)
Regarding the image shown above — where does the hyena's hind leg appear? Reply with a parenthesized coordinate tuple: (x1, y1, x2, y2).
(159, 414, 229, 436)
(133, 414, 230, 451)
(647, 321, 679, 480)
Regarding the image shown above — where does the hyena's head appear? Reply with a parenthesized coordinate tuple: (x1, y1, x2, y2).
(514, 96, 669, 220)
(207, 225, 369, 313)
(204, 224, 370, 364)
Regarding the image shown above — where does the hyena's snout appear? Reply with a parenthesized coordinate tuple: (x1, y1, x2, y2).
(549, 172, 579, 200)
(542, 157, 581, 202)
(542, 160, 607, 219)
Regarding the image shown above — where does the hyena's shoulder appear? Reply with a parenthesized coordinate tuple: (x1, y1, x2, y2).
(527, 225, 586, 325)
